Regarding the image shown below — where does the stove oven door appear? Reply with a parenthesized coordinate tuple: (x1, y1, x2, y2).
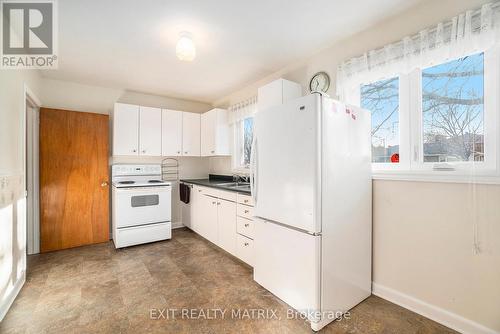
(112, 186, 171, 228)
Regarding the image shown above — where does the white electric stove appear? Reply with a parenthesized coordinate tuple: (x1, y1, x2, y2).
(111, 164, 172, 248)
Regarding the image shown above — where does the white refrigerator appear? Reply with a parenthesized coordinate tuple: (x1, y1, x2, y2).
(250, 93, 372, 331)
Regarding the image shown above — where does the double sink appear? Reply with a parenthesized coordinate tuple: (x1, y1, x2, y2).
(215, 181, 251, 192)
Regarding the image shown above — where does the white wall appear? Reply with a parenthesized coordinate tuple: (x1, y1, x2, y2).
(0, 69, 41, 320)
(210, 0, 500, 332)
(40, 77, 211, 114)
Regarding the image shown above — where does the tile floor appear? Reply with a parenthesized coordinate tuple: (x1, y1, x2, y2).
(0, 228, 456, 334)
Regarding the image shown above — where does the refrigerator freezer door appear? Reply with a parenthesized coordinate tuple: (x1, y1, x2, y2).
(253, 219, 321, 323)
(253, 94, 320, 233)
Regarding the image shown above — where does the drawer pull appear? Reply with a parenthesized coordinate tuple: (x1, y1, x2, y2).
(244, 223, 249, 227)
(212, 201, 216, 205)
(244, 199, 249, 203)
(244, 242, 249, 246)
(244, 210, 249, 214)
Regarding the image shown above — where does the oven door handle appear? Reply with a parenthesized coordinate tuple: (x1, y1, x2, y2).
(114, 186, 171, 193)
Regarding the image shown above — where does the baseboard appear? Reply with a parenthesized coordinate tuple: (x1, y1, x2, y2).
(372, 283, 498, 334)
(0, 271, 26, 322)
(172, 221, 184, 229)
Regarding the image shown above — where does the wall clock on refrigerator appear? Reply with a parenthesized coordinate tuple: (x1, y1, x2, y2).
(309, 71, 330, 93)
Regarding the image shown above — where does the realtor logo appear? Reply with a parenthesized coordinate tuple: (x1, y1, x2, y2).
(1, 0, 58, 69)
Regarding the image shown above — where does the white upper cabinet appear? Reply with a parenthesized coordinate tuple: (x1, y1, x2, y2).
(201, 108, 230, 156)
(257, 78, 302, 112)
(139, 106, 162, 156)
(113, 103, 139, 156)
(162, 109, 183, 156)
(182, 112, 201, 156)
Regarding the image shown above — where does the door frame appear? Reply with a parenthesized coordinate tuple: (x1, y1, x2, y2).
(23, 83, 42, 255)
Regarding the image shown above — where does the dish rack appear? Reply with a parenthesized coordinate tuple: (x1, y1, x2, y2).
(161, 158, 179, 181)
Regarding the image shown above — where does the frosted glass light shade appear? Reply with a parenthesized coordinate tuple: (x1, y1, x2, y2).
(176, 32, 196, 61)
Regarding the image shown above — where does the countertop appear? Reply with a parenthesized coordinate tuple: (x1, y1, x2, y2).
(180, 177, 251, 195)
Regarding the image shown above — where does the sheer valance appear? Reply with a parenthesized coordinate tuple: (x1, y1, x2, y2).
(228, 96, 257, 125)
(337, 2, 500, 100)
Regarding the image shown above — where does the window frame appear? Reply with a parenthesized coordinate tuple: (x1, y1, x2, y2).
(356, 47, 500, 183)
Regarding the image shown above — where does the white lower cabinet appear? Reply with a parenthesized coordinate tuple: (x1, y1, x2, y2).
(237, 216, 254, 239)
(200, 194, 218, 245)
(236, 234, 254, 266)
(186, 185, 254, 266)
(217, 198, 237, 254)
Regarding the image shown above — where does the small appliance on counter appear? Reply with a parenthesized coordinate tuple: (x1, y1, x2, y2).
(111, 164, 172, 248)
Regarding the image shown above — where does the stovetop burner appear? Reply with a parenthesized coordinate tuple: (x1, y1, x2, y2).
(119, 181, 135, 184)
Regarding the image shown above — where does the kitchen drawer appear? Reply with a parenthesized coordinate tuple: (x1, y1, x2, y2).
(236, 234, 254, 266)
(114, 222, 171, 248)
(218, 189, 237, 202)
(195, 185, 219, 198)
(237, 203, 254, 219)
(237, 193, 254, 206)
(236, 216, 254, 239)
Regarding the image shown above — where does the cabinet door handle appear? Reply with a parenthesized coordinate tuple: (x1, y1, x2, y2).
(132, 149, 137, 153)
(211, 150, 215, 154)
(217, 202, 220, 205)
(212, 201, 216, 205)
(244, 223, 249, 227)
(244, 210, 249, 214)
(177, 151, 181, 154)
(244, 199, 249, 203)
(184, 151, 188, 154)
(244, 242, 249, 246)
(142, 149, 146, 153)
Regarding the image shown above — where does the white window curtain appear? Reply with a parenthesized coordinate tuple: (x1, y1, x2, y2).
(228, 96, 258, 125)
(229, 96, 257, 170)
(336, 2, 500, 101)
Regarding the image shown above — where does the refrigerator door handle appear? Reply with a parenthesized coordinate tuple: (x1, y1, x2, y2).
(250, 135, 258, 205)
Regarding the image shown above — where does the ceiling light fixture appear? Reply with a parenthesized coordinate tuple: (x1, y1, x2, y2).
(176, 31, 196, 61)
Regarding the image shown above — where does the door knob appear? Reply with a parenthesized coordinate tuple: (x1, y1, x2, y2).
(101, 181, 109, 187)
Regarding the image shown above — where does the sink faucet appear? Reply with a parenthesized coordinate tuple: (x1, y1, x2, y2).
(232, 174, 249, 184)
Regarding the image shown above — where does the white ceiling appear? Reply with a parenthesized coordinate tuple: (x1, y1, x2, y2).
(41, 0, 422, 103)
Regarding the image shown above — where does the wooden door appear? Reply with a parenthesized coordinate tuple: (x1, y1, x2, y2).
(112, 103, 139, 156)
(162, 109, 183, 156)
(139, 106, 162, 156)
(182, 112, 200, 156)
(40, 108, 110, 252)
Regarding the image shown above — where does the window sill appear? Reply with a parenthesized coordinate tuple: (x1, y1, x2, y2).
(372, 171, 500, 185)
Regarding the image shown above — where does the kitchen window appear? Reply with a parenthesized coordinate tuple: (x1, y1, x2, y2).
(230, 96, 257, 171)
(421, 54, 484, 164)
(361, 77, 400, 164)
(356, 50, 499, 180)
(235, 117, 254, 169)
(337, 3, 500, 182)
